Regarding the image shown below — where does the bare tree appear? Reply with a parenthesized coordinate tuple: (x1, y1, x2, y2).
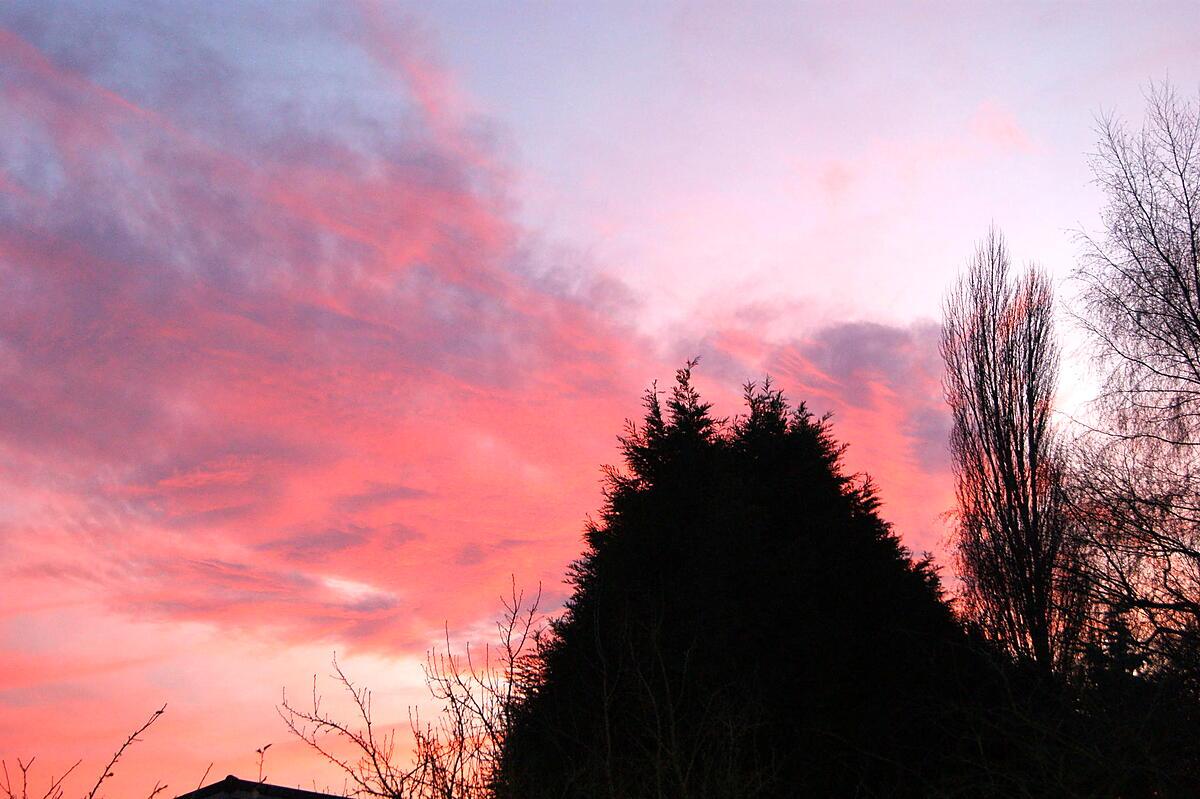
(1077, 83, 1200, 448)
(1072, 82, 1200, 681)
(280, 581, 542, 799)
(941, 229, 1087, 672)
(1, 705, 167, 799)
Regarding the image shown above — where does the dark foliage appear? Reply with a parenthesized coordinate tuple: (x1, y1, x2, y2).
(494, 365, 1056, 798)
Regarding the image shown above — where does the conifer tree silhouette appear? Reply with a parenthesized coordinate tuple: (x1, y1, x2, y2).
(495, 364, 993, 798)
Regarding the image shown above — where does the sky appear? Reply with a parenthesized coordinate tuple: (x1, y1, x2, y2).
(2, 1, 1200, 795)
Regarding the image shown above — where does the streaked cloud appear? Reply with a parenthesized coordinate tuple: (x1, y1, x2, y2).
(3, 1, 1115, 794)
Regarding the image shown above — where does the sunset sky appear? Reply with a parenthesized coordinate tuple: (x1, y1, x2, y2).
(3, 1, 1200, 794)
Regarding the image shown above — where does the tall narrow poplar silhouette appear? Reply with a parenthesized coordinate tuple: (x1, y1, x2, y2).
(941, 230, 1086, 673)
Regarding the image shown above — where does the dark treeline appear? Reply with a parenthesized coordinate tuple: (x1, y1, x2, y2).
(277, 85, 1200, 798)
(489, 365, 1200, 798)
(494, 367, 1194, 798)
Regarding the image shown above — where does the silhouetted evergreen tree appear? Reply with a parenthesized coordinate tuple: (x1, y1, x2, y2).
(495, 365, 1000, 797)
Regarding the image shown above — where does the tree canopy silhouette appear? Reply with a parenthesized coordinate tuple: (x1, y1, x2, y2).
(495, 364, 1004, 798)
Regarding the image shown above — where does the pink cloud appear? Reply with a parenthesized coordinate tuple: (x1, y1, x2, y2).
(969, 100, 1035, 152)
(0, 12, 655, 786)
(0, 6, 957, 794)
(818, 161, 854, 201)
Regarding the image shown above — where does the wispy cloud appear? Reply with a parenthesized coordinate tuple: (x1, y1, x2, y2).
(0, 2, 962, 793)
(0, 1, 647, 653)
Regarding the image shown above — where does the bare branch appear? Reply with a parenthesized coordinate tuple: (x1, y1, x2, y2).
(942, 228, 1088, 672)
(280, 581, 545, 799)
(83, 705, 166, 799)
(1071, 82, 1200, 686)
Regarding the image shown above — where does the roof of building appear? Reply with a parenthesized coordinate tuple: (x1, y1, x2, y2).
(174, 775, 344, 799)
